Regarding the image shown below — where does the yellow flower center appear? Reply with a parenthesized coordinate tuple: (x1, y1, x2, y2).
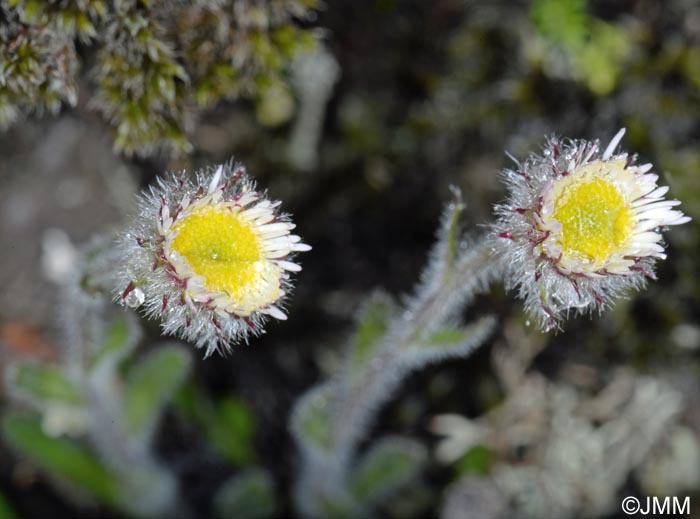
(170, 205, 280, 307)
(550, 176, 633, 267)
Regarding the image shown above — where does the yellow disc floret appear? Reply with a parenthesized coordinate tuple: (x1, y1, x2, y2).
(170, 205, 281, 308)
(550, 177, 633, 267)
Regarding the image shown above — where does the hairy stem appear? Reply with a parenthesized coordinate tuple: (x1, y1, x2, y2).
(336, 239, 494, 465)
(296, 237, 499, 516)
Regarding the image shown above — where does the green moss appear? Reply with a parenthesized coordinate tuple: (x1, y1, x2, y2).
(1, 0, 319, 157)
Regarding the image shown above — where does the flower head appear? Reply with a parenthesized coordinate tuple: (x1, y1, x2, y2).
(492, 128, 690, 331)
(115, 162, 310, 355)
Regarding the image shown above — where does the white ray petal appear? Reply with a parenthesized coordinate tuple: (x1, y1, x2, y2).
(634, 199, 681, 211)
(603, 128, 626, 160)
(638, 208, 684, 222)
(207, 164, 224, 194)
(260, 222, 296, 233)
(265, 306, 287, 320)
(266, 249, 292, 259)
(277, 260, 302, 272)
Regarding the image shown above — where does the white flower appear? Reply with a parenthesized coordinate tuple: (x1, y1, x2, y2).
(114, 162, 311, 355)
(492, 128, 690, 331)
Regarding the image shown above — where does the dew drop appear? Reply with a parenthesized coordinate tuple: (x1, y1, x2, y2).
(543, 149, 552, 157)
(125, 288, 145, 309)
(525, 320, 531, 327)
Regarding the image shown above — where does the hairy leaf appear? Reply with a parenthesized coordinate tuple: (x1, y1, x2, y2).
(454, 445, 493, 477)
(349, 436, 427, 507)
(123, 345, 191, 439)
(94, 313, 140, 365)
(176, 384, 257, 465)
(1, 412, 117, 505)
(410, 316, 497, 364)
(214, 467, 276, 519)
(290, 382, 335, 453)
(10, 362, 82, 406)
(348, 293, 394, 380)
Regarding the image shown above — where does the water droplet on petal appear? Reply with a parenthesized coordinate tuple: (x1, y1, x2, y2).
(543, 149, 552, 157)
(125, 288, 145, 309)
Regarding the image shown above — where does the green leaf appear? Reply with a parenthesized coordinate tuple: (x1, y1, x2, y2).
(349, 436, 427, 507)
(210, 397, 257, 465)
(531, 0, 589, 49)
(0, 491, 18, 519)
(576, 21, 630, 95)
(454, 445, 492, 477)
(102, 315, 130, 355)
(426, 328, 468, 345)
(175, 384, 257, 465)
(1, 412, 117, 505)
(290, 382, 335, 452)
(214, 467, 276, 519)
(10, 362, 82, 406)
(112, 463, 176, 519)
(94, 313, 140, 365)
(318, 494, 357, 519)
(349, 293, 394, 380)
(123, 345, 191, 438)
(412, 316, 496, 362)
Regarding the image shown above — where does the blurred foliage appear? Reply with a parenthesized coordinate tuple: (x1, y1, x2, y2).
(531, 0, 631, 94)
(175, 383, 258, 466)
(0, 0, 318, 156)
(291, 381, 334, 453)
(0, 493, 18, 519)
(347, 293, 394, 382)
(213, 467, 277, 519)
(348, 437, 427, 509)
(1, 412, 120, 506)
(1, 311, 190, 517)
(453, 445, 493, 477)
(123, 346, 190, 439)
(11, 362, 83, 406)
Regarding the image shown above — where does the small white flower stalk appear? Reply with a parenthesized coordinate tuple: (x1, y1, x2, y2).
(114, 162, 311, 355)
(492, 128, 691, 331)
